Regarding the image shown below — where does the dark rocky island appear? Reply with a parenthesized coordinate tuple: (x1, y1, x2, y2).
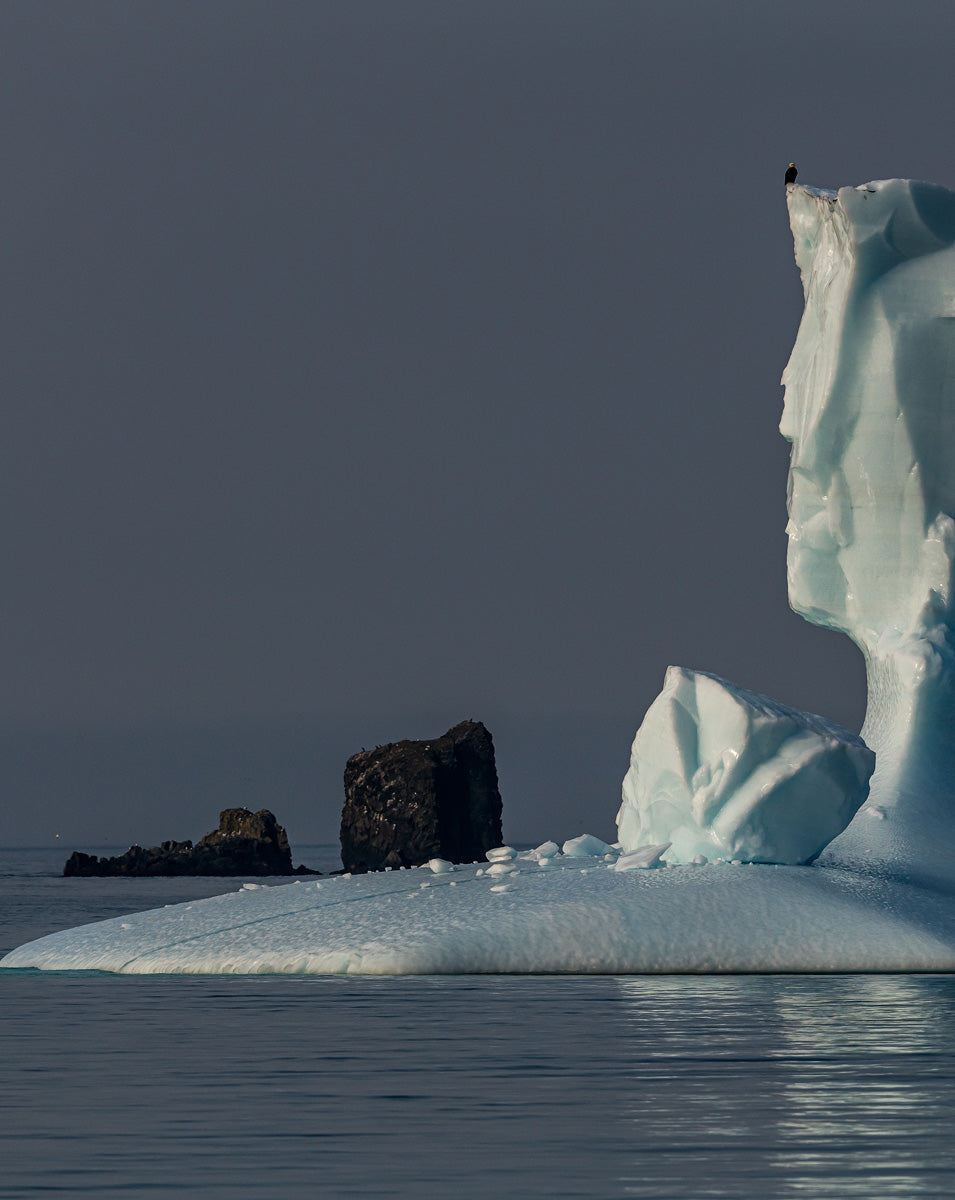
(341, 719, 503, 873)
(64, 807, 319, 877)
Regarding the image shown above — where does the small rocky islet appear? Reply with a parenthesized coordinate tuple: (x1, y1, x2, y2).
(63, 806, 319, 877)
(63, 719, 503, 877)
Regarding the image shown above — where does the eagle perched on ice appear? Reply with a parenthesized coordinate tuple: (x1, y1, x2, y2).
(785, 162, 798, 185)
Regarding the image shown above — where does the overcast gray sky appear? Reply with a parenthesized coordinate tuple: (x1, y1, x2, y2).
(2, 1, 953, 851)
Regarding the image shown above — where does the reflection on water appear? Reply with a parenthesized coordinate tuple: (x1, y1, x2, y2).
(4, 973, 951, 1199)
(2, 853, 954, 1200)
(614, 976, 955, 1198)
(774, 977, 955, 1197)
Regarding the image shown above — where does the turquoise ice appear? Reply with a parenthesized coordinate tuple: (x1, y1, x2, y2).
(617, 666, 874, 866)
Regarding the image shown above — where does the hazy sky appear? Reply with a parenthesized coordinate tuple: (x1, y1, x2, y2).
(3, 1, 954, 850)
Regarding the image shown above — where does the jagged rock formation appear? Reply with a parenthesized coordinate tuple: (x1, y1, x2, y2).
(341, 720, 503, 872)
(63, 807, 318, 877)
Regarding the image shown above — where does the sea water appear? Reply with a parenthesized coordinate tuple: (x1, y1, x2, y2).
(2, 848, 955, 1198)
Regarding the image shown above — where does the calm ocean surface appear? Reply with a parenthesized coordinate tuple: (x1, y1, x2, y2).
(2, 847, 955, 1198)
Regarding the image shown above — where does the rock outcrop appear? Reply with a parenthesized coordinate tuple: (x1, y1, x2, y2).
(341, 720, 503, 872)
(63, 807, 318, 876)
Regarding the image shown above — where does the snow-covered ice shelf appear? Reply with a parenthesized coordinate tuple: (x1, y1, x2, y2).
(3, 843, 954, 974)
(6, 177, 955, 975)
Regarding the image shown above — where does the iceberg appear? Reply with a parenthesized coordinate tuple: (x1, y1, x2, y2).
(6, 178, 955, 974)
(782, 180, 955, 884)
(616, 667, 874, 865)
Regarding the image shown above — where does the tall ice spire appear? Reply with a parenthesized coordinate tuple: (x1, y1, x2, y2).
(782, 179, 955, 872)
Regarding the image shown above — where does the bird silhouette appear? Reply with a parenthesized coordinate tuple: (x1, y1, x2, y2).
(785, 162, 798, 185)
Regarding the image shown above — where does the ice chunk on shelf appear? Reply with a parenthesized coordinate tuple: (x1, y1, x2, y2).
(561, 834, 616, 858)
(614, 843, 671, 871)
(617, 667, 874, 865)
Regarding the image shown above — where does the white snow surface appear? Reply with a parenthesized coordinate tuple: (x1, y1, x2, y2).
(7, 179, 955, 975)
(617, 667, 874, 865)
(3, 847, 955, 974)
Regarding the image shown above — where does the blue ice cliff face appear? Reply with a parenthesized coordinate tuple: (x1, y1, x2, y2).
(782, 180, 955, 873)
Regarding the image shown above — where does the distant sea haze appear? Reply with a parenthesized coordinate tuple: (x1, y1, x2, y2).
(0, 715, 630, 851)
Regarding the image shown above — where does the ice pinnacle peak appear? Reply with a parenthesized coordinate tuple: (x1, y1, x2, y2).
(783, 179, 955, 869)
